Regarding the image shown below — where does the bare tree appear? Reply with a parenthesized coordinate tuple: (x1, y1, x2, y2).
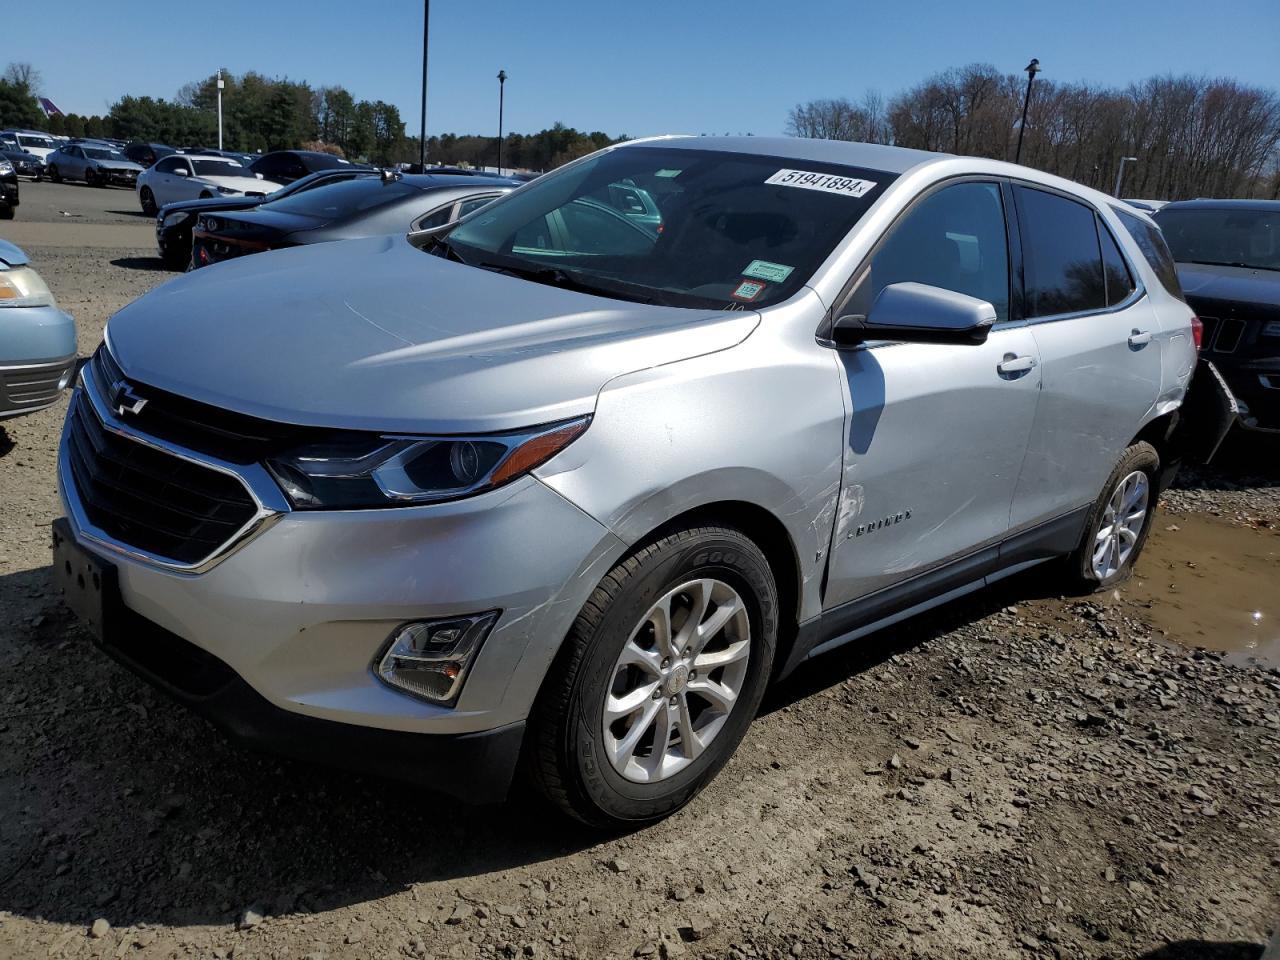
(4, 62, 41, 94)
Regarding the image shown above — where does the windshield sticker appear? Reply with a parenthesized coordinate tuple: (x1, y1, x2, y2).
(731, 279, 767, 302)
(654, 168, 683, 178)
(765, 169, 878, 198)
(742, 260, 794, 283)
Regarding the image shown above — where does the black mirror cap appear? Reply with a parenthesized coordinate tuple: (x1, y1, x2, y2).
(832, 282, 997, 347)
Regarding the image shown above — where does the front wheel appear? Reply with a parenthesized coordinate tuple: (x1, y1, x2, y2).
(1068, 441, 1160, 590)
(529, 526, 778, 827)
(0, 204, 13, 220)
(47, 165, 61, 183)
(140, 187, 157, 216)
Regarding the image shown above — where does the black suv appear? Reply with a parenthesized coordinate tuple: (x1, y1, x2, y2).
(1155, 199, 1280, 433)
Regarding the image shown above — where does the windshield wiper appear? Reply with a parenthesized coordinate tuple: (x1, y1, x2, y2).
(475, 261, 660, 304)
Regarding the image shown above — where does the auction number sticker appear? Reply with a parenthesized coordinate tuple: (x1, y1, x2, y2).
(765, 169, 878, 198)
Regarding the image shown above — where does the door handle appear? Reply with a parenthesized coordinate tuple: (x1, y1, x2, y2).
(997, 353, 1037, 375)
(1128, 329, 1153, 348)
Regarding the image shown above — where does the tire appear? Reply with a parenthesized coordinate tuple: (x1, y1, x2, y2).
(0, 205, 13, 220)
(47, 165, 61, 183)
(1068, 441, 1160, 591)
(529, 525, 778, 827)
(161, 245, 189, 271)
(140, 187, 157, 216)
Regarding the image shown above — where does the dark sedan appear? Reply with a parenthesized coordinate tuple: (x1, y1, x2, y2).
(247, 150, 370, 185)
(0, 157, 17, 219)
(124, 142, 179, 168)
(1155, 199, 1280, 433)
(191, 173, 518, 270)
(1, 148, 44, 180)
(155, 168, 369, 270)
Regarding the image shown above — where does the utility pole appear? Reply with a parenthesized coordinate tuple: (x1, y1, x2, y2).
(216, 70, 224, 151)
(1014, 58, 1040, 165)
(1114, 156, 1138, 196)
(419, 0, 430, 169)
(496, 70, 507, 175)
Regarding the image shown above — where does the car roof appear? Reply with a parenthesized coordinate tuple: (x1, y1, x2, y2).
(624, 135, 947, 175)
(397, 173, 522, 189)
(1157, 198, 1280, 212)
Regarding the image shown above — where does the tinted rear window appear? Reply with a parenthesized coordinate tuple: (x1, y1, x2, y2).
(1015, 186, 1106, 318)
(1098, 217, 1136, 306)
(263, 177, 416, 218)
(1116, 208, 1185, 298)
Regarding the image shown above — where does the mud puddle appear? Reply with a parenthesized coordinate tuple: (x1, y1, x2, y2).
(1115, 511, 1280, 666)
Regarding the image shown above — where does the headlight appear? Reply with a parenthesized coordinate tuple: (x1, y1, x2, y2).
(265, 416, 590, 509)
(162, 211, 193, 229)
(215, 185, 238, 195)
(0, 159, 12, 174)
(0, 266, 57, 308)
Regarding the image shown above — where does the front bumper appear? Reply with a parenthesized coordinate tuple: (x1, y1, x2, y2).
(55, 380, 626, 795)
(98, 169, 139, 186)
(1216, 356, 1280, 432)
(0, 305, 78, 419)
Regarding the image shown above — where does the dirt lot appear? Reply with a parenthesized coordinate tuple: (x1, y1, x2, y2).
(1, 181, 1278, 960)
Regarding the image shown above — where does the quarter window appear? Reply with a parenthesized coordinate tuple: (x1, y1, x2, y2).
(1117, 208, 1185, 299)
(1098, 217, 1136, 306)
(846, 181, 1010, 322)
(457, 195, 496, 218)
(1015, 186, 1107, 318)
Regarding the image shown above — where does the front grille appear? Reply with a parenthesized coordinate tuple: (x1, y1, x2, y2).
(1213, 317, 1245, 353)
(1, 360, 74, 410)
(65, 392, 259, 565)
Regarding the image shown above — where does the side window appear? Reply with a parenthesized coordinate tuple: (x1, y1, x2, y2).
(414, 204, 455, 231)
(1114, 208, 1185, 300)
(555, 200, 654, 256)
(1014, 185, 1106, 318)
(847, 181, 1010, 321)
(1098, 217, 1136, 306)
(457, 195, 496, 219)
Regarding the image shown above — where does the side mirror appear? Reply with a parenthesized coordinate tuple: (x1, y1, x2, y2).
(832, 282, 997, 347)
(254, 172, 263, 179)
(173, 167, 190, 177)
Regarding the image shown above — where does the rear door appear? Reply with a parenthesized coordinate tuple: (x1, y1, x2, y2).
(1008, 184, 1163, 530)
(823, 179, 1042, 608)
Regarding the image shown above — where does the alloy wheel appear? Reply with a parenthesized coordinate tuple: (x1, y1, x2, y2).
(1091, 470, 1149, 580)
(602, 578, 751, 784)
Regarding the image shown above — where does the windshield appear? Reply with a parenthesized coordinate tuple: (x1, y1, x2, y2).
(18, 135, 55, 150)
(84, 147, 127, 161)
(1156, 207, 1280, 271)
(192, 158, 245, 177)
(443, 146, 895, 308)
(262, 176, 415, 218)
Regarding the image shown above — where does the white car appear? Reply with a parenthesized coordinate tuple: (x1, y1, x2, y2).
(136, 154, 283, 214)
(1, 130, 58, 162)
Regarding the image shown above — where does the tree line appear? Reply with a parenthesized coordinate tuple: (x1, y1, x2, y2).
(787, 65, 1280, 200)
(0, 63, 625, 171)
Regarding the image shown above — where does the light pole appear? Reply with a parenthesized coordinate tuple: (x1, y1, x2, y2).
(496, 69, 507, 175)
(419, 0, 430, 169)
(1014, 58, 1040, 165)
(216, 70, 224, 151)
(1114, 156, 1138, 196)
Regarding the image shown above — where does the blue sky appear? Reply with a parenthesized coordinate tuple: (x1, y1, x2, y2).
(11, 0, 1280, 138)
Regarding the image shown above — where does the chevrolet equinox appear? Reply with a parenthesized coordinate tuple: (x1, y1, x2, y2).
(54, 137, 1198, 826)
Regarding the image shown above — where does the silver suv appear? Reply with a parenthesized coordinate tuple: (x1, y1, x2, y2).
(54, 137, 1197, 826)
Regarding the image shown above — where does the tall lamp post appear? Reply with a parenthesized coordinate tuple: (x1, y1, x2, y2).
(1014, 58, 1040, 165)
(1114, 156, 1138, 196)
(216, 70, 224, 151)
(419, 0, 430, 169)
(496, 69, 507, 175)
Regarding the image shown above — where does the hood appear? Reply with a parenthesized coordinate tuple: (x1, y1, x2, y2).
(1176, 262, 1280, 312)
(106, 235, 760, 434)
(201, 174, 277, 194)
(95, 160, 144, 173)
(0, 239, 29, 266)
(202, 208, 324, 236)
(159, 194, 267, 217)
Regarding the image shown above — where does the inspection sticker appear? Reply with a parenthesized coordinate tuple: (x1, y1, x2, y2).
(742, 259, 794, 283)
(731, 279, 768, 302)
(765, 168, 878, 198)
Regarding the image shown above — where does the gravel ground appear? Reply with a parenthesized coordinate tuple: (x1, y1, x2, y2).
(1, 183, 1277, 960)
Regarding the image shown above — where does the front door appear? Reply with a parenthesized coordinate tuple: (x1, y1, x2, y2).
(1007, 185, 1164, 530)
(824, 180, 1041, 608)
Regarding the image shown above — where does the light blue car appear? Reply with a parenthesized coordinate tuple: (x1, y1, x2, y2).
(0, 239, 77, 421)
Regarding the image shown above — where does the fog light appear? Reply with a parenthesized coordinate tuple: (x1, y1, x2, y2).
(376, 612, 499, 704)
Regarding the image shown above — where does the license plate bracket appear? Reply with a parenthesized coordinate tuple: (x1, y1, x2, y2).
(51, 518, 118, 643)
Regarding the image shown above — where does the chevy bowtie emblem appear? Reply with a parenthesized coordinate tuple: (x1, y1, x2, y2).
(108, 378, 148, 417)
